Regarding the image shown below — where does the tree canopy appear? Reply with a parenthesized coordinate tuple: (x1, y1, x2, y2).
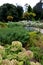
(0, 3, 23, 22)
(0, 2, 43, 22)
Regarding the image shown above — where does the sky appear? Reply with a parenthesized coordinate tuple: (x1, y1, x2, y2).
(0, 0, 40, 8)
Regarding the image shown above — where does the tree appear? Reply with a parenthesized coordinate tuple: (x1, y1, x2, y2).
(33, 6, 41, 20)
(17, 5, 24, 20)
(0, 3, 19, 22)
(33, 1, 43, 20)
(23, 12, 36, 21)
(0, 6, 7, 22)
(23, 12, 30, 21)
(27, 5, 32, 13)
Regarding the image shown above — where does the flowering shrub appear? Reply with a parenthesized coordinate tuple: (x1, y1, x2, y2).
(12, 41, 22, 49)
(11, 41, 23, 52)
(17, 50, 33, 61)
(0, 41, 42, 65)
(25, 50, 33, 59)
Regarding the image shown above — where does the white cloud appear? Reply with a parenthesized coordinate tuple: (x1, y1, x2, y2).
(0, 0, 40, 7)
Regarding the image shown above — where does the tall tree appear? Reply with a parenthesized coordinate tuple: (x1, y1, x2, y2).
(17, 5, 24, 20)
(27, 5, 32, 13)
(0, 3, 19, 22)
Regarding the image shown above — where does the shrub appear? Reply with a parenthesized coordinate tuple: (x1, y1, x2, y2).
(0, 22, 8, 28)
(7, 22, 24, 28)
(27, 32, 43, 48)
(17, 50, 33, 61)
(23, 12, 36, 21)
(0, 41, 42, 65)
(29, 46, 43, 65)
(0, 26, 29, 46)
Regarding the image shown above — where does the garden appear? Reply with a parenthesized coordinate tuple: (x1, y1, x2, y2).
(0, 2, 43, 65)
(0, 22, 43, 65)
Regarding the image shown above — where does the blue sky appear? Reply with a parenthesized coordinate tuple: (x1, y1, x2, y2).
(0, 0, 40, 7)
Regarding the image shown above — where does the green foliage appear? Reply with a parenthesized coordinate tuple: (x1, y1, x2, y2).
(0, 3, 23, 22)
(33, 2, 42, 20)
(17, 5, 24, 19)
(0, 22, 8, 28)
(25, 60, 30, 65)
(0, 25, 29, 45)
(29, 46, 43, 65)
(0, 41, 34, 65)
(4, 41, 23, 60)
(23, 12, 29, 21)
(23, 12, 36, 21)
(17, 50, 33, 61)
(0, 55, 2, 64)
(7, 22, 24, 28)
(27, 32, 43, 48)
(27, 5, 32, 13)
(18, 61, 24, 65)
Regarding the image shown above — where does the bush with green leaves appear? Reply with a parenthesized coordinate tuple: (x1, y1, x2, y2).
(0, 41, 42, 65)
(7, 22, 24, 28)
(0, 26, 29, 46)
(27, 31, 43, 48)
(17, 50, 33, 61)
(0, 41, 34, 65)
(29, 46, 43, 65)
(0, 22, 8, 28)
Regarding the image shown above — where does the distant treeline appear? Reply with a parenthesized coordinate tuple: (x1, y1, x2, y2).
(0, 3, 43, 22)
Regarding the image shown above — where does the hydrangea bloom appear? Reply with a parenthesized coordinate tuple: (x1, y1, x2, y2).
(18, 50, 33, 61)
(11, 41, 22, 52)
